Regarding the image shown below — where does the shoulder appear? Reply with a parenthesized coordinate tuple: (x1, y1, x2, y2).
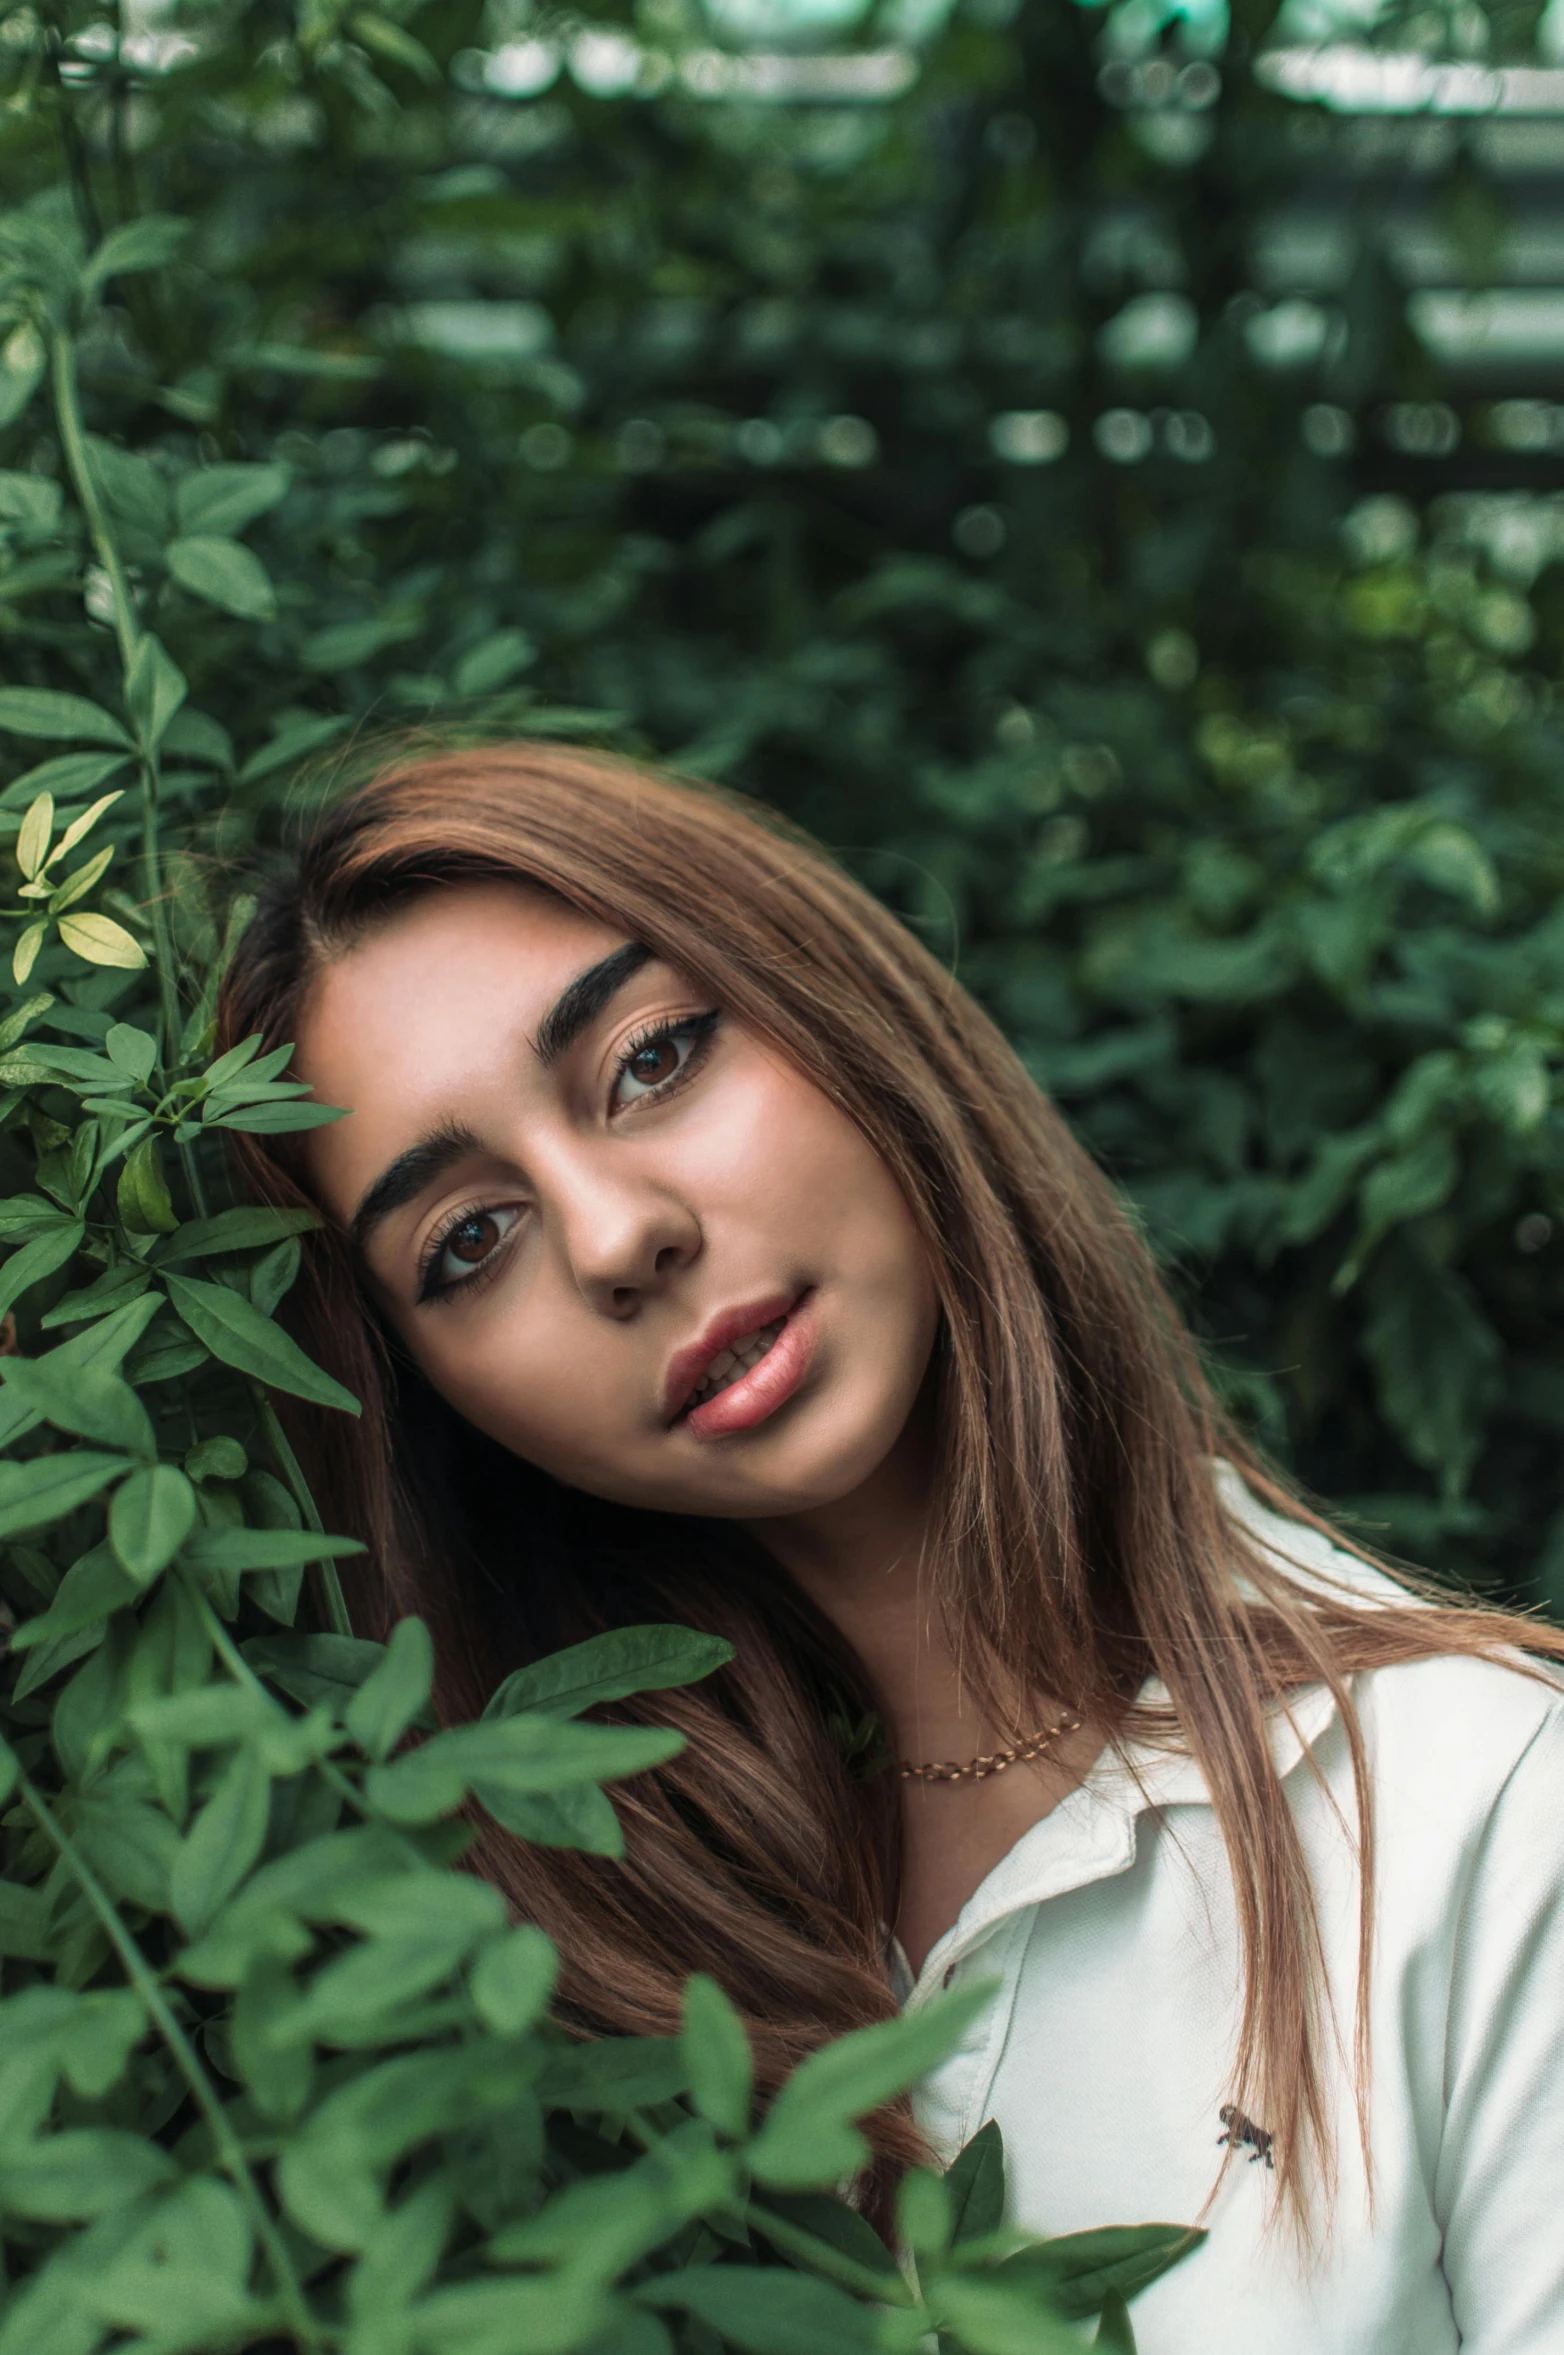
(1213, 1456, 1411, 1608)
(1354, 1647, 1564, 1829)
(1212, 1458, 1564, 1824)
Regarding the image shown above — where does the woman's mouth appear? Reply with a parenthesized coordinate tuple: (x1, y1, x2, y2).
(667, 1291, 817, 1439)
(686, 1317, 788, 1410)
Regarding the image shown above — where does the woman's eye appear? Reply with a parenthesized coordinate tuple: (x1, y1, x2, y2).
(427, 1203, 520, 1293)
(610, 1013, 718, 1112)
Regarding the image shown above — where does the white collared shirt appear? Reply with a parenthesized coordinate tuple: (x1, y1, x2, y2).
(898, 1473, 1564, 2352)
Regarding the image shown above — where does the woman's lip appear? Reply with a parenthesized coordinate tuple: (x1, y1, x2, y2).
(662, 1289, 803, 1423)
(682, 1293, 816, 1439)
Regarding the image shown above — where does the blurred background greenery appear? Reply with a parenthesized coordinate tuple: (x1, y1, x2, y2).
(3, 0, 1563, 1611)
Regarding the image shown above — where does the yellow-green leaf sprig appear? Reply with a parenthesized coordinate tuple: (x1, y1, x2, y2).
(9, 788, 144, 982)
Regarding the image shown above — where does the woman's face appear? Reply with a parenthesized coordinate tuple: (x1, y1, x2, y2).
(295, 880, 941, 1522)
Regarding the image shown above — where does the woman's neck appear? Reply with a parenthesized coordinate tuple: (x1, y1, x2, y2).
(743, 1404, 986, 1766)
(744, 1407, 1101, 1978)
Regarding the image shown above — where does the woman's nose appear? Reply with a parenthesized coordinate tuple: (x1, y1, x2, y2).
(554, 1167, 701, 1316)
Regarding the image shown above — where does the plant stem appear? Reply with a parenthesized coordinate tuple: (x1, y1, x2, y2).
(252, 1385, 352, 1637)
(17, 1769, 328, 2353)
(49, 329, 138, 676)
(50, 325, 191, 1153)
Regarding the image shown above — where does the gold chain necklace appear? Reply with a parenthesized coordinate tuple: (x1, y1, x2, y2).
(897, 1712, 1082, 1784)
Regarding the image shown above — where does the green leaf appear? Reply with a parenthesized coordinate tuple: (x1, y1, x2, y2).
(58, 912, 146, 969)
(182, 1525, 364, 1572)
(170, 1742, 272, 1935)
(154, 1205, 320, 1264)
(124, 632, 188, 749)
(0, 1218, 82, 1318)
(117, 1136, 178, 1234)
(998, 2224, 1206, 2320)
(681, 1973, 752, 2139)
(454, 628, 538, 695)
(176, 461, 290, 539)
(81, 2177, 265, 2345)
(41, 1262, 154, 1329)
(164, 1272, 360, 1414)
(0, 2130, 176, 2221)
(470, 1924, 558, 2037)
(0, 1193, 71, 1238)
(250, 1234, 301, 1316)
(1362, 1241, 1504, 1500)
(17, 790, 52, 878)
(0, 1447, 130, 1540)
(406, 2275, 612, 2355)
(9, 1539, 140, 1649)
(75, 1788, 181, 1911)
(0, 321, 46, 429)
(11, 921, 46, 986)
(185, 1435, 247, 1483)
(0, 689, 132, 747)
(110, 1464, 199, 1583)
(471, 1778, 626, 1853)
(51, 835, 121, 911)
(0, 998, 52, 1064)
(208, 1098, 348, 1133)
(0, 751, 129, 808)
(86, 437, 169, 541)
(349, 12, 443, 81)
(640, 2270, 880, 2355)
(484, 1624, 735, 1720)
(898, 2168, 952, 2259)
(167, 535, 277, 620)
(365, 1716, 683, 1824)
(748, 1984, 993, 2191)
(302, 612, 421, 672)
(84, 213, 191, 292)
(276, 1910, 500, 2045)
(537, 2036, 688, 2111)
(0, 1357, 154, 1453)
(244, 1632, 393, 1716)
(926, 2276, 1081, 2355)
(945, 2117, 1007, 2243)
(237, 712, 351, 785)
(25, 1292, 163, 1385)
(104, 1024, 158, 1083)
(0, 1878, 50, 1961)
(345, 1616, 434, 1762)
(0, 471, 62, 530)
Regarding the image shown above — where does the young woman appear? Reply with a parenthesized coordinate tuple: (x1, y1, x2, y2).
(220, 743, 1564, 2353)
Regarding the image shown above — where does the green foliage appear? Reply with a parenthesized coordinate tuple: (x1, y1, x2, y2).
(0, 0, 1548, 1609)
(0, 113, 1176, 2326)
(0, 0, 1550, 2339)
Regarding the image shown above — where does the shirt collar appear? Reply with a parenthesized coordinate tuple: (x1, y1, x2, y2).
(906, 1464, 1368, 1995)
(908, 1678, 1342, 1997)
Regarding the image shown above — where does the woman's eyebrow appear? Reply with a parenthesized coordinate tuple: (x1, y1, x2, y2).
(351, 1120, 483, 1254)
(532, 940, 653, 1068)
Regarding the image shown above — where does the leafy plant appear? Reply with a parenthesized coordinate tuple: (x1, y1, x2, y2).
(0, 14, 1221, 2349)
(0, 0, 1557, 2338)
(1, 0, 1551, 1608)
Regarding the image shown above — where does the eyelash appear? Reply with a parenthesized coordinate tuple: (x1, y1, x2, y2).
(415, 1008, 723, 1305)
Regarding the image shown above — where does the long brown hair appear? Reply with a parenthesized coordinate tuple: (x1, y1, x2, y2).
(218, 741, 1563, 2230)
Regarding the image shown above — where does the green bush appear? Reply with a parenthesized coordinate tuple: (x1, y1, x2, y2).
(0, 0, 1555, 2341)
(0, 4, 1231, 2347)
(6, 0, 1555, 1605)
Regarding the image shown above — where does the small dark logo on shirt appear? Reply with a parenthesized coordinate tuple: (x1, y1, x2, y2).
(1218, 2104, 1275, 2169)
